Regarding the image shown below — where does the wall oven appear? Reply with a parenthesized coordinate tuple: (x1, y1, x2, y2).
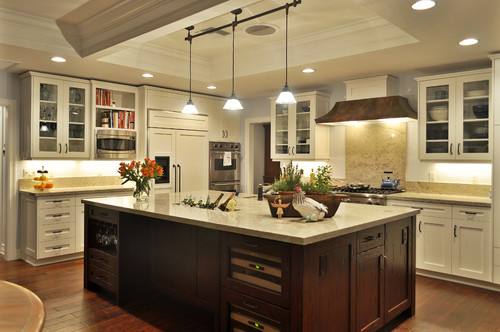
(209, 142, 241, 192)
(95, 129, 136, 159)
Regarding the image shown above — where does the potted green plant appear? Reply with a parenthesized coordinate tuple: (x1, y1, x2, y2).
(271, 162, 303, 195)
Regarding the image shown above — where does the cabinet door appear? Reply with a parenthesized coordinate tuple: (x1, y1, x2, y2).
(32, 76, 64, 158)
(417, 216, 452, 273)
(384, 219, 412, 322)
(419, 78, 456, 160)
(356, 246, 384, 332)
(63, 81, 90, 158)
(293, 97, 313, 158)
(271, 101, 292, 159)
(175, 130, 208, 192)
(452, 219, 492, 281)
(223, 110, 241, 142)
(455, 73, 491, 160)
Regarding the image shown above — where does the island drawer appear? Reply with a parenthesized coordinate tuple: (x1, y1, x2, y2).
(357, 225, 384, 252)
(88, 206, 119, 224)
(221, 288, 290, 332)
(88, 264, 118, 294)
(221, 233, 291, 308)
(89, 248, 118, 274)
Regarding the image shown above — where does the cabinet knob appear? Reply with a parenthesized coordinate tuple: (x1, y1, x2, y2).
(450, 143, 453, 155)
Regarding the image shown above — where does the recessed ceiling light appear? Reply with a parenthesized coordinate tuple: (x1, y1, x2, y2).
(302, 68, 315, 74)
(50, 56, 66, 63)
(142, 73, 154, 78)
(459, 38, 479, 46)
(411, 0, 436, 10)
(207, 85, 217, 90)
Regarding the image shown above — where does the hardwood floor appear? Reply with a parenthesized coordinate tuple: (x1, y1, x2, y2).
(1, 257, 500, 331)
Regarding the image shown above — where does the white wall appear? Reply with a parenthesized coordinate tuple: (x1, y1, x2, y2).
(252, 124, 265, 193)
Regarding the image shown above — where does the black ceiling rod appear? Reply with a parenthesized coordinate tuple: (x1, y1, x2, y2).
(185, 0, 301, 41)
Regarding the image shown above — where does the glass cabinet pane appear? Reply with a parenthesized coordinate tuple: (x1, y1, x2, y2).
(295, 101, 310, 155)
(425, 85, 450, 154)
(275, 104, 289, 154)
(68, 87, 86, 153)
(39, 83, 58, 152)
(462, 80, 489, 154)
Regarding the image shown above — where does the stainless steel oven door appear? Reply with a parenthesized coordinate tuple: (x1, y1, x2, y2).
(95, 129, 136, 159)
(209, 181, 240, 192)
(209, 151, 240, 183)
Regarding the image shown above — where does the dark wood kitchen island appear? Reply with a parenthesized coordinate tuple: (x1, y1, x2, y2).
(83, 191, 419, 332)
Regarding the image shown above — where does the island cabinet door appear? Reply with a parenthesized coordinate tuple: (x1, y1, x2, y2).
(356, 245, 385, 332)
(384, 218, 413, 322)
(221, 233, 291, 308)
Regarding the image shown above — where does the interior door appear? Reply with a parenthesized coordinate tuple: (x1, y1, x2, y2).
(452, 219, 492, 281)
(148, 128, 176, 191)
(63, 81, 90, 158)
(417, 216, 452, 273)
(175, 130, 208, 192)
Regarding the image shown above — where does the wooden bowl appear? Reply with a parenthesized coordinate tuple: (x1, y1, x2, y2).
(266, 193, 348, 219)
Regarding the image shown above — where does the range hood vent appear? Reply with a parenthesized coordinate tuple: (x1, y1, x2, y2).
(315, 96, 417, 125)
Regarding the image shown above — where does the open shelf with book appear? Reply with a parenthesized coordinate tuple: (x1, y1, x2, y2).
(92, 83, 138, 131)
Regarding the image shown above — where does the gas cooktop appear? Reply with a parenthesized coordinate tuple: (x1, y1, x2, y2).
(331, 185, 404, 205)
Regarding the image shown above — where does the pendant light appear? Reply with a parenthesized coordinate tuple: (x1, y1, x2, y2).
(223, 9, 244, 111)
(276, 5, 296, 105)
(182, 26, 198, 114)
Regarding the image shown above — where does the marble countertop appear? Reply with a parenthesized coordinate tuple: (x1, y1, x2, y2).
(83, 191, 419, 245)
(20, 185, 133, 197)
(388, 192, 491, 207)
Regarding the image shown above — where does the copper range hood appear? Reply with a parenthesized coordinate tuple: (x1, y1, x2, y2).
(315, 95, 417, 125)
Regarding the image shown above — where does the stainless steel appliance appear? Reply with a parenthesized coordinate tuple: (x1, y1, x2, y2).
(209, 142, 241, 192)
(332, 184, 403, 205)
(95, 128, 136, 159)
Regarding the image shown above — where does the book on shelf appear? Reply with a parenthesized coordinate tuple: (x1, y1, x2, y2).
(96, 88, 112, 106)
(106, 110, 135, 129)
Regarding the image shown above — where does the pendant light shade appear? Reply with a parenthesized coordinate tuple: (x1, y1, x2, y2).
(276, 6, 296, 105)
(223, 10, 244, 111)
(182, 27, 198, 114)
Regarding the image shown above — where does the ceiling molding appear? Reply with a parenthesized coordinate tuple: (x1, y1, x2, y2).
(56, 0, 261, 57)
(0, 7, 77, 56)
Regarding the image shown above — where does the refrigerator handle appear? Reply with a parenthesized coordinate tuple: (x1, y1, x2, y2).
(178, 164, 182, 192)
(173, 164, 177, 192)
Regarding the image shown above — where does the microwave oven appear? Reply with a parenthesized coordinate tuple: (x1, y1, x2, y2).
(95, 129, 136, 159)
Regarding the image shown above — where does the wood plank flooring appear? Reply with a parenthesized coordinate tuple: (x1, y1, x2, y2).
(1, 257, 500, 331)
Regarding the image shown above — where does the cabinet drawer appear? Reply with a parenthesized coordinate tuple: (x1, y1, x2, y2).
(39, 223, 74, 242)
(88, 264, 118, 294)
(452, 206, 491, 223)
(221, 234, 291, 308)
(38, 197, 75, 209)
(357, 226, 384, 252)
(222, 288, 290, 332)
(37, 238, 75, 259)
(88, 206, 118, 224)
(387, 200, 452, 218)
(38, 207, 74, 226)
(89, 248, 118, 274)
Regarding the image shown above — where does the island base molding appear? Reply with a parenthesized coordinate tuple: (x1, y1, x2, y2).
(84, 204, 416, 331)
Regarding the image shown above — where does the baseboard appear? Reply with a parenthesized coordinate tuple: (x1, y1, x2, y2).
(417, 269, 500, 292)
(22, 252, 83, 266)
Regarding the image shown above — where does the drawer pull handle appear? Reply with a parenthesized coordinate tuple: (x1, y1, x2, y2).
(248, 320, 264, 330)
(249, 263, 264, 271)
(51, 214, 64, 218)
(52, 246, 63, 250)
(243, 301, 259, 310)
(418, 221, 422, 233)
(51, 230, 63, 234)
(464, 211, 478, 215)
(51, 200, 64, 203)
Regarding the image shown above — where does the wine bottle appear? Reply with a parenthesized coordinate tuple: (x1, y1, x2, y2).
(218, 192, 235, 211)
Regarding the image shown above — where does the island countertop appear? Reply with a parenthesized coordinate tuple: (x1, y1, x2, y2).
(83, 191, 420, 245)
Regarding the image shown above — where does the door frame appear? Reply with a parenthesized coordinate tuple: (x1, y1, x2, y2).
(244, 116, 270, 194)
(0, 98, 17, 260)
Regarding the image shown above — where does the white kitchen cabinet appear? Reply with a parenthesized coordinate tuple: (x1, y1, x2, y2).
(270, 91, 330, 160)
(21, 72, 91, 159)
(387, 200, 492, 282)
(417, 69, 491, 161)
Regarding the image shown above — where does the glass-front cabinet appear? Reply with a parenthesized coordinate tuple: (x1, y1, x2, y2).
(271, 92, 330, 160)
(418, 69, 491, 161)
(23, 73, 90, 159)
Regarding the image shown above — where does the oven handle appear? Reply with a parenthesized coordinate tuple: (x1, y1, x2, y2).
(173, 164, 177, 192)
(211, 182, 241, 186)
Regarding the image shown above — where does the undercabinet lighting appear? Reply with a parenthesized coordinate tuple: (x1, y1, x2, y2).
(382, 118, 407, 124)
(459, 38, 479, 46)
(142, 73, 154, 78)
(411, 0, 436, 10)
(207, 85, 217, 90)
(302, 68, 315, 74)
(50, 56, 66, 63)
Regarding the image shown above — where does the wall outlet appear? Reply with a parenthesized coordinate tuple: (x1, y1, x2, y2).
(23, 169, 35, 179)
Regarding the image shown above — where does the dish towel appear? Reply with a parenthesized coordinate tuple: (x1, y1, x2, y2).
(223, 151, 232, 167)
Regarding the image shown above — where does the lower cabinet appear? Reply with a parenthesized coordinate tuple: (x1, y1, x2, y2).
(388, 200, 492, 282)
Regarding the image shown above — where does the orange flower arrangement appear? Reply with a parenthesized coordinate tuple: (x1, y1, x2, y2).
(119, 158, 163, 201)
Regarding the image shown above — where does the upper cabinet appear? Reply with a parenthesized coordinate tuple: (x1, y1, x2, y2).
(417, 69, 492, 161)
(271, 91, 330, 160)
(21, 72, 91, 159)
